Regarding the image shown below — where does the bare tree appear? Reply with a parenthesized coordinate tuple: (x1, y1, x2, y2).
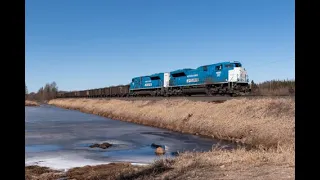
(26, 81, 60, 102)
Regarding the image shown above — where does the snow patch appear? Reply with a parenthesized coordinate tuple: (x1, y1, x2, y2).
(25, 154, 149, 171)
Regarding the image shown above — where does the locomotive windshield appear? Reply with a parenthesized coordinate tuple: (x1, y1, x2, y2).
(234, 63, 241, 67)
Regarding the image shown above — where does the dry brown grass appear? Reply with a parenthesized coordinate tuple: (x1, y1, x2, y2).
(49, 98, 295, 150)
(25, 165, 65, 180)
(115, 147, 294, 180)
(162, 146, 294, 180)
(66, 162, 145, 180)
(25, 100, 40, 106)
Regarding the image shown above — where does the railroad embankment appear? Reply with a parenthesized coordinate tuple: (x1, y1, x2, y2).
(25, 100, 40, 106)
(41, 97, 294, 180)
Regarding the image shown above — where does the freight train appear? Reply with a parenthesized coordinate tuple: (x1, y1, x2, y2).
(57, 61, 251, 98)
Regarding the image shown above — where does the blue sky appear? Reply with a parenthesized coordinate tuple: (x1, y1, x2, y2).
(26, 0, 295, 93)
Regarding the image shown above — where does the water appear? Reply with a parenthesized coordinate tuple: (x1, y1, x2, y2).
(25, 105, 235, 170)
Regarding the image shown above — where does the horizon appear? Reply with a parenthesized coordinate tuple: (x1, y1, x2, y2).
(26, 0, 295, 93)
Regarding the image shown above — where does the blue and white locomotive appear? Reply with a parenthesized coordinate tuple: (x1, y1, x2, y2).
(129, 61, 250, 96)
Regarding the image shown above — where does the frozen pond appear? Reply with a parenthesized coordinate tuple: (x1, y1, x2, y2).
(25, 105, 234, 170)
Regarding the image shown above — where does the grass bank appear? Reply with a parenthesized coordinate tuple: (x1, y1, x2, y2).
(25, 100, 40, 106)
(43, 97, 294, 179)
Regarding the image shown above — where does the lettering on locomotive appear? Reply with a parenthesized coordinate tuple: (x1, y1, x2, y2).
(186, 78, 199, 83)
(187, 74, 198, 78)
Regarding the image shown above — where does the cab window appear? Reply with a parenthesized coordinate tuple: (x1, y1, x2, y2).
(215, 65, 222, 71)
(203, 66, 208, 71)
(234, 63, 241, 67)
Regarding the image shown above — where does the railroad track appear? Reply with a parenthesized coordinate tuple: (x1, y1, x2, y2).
(79, 94, 295, 102)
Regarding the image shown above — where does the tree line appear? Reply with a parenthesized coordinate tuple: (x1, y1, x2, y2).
(25, 81, 59, 102)
(250, 79, 295, 96)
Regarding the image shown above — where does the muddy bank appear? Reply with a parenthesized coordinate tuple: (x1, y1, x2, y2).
(48, 98, 295, 150)
(26, 147, 294, 180)
(25, 100, 40, 106)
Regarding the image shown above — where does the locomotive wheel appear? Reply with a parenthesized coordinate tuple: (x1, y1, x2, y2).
(229, 93, 238, 97)
(205, 88, 213, 96)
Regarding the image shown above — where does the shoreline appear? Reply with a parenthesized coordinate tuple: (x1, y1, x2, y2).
(26, 147, 294, 180)
(26, 97, 295, 179)
(48, 98, 294, 150)
(25, 100, 40, 106)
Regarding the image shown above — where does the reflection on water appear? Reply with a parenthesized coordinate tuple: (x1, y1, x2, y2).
(25, 105, 235, 170)
(25, 144, 62, 153)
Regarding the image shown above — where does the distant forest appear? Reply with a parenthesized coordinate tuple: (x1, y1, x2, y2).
(25, 81, 59, 102)
(250, 79, 295, 96)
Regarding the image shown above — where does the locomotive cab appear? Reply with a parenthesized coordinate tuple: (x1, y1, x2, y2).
(222, 61, 250, 95)
(227, 62, 249, 83)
